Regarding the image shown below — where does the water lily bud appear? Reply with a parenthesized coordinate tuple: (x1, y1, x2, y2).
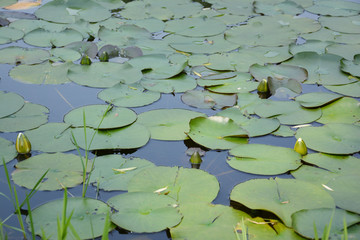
(190, 151, 202, 164)
(99, 51, 109, 62)
(257, 78, 268, 93)
(80, 55, 91, 65)
(16, 132, 31, 154)
(294, 138, 307, 156)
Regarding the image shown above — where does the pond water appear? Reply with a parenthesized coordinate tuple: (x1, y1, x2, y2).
(0, 0, 359, 239)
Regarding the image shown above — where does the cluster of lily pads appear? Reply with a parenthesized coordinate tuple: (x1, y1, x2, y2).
(1, 0, 360, 239)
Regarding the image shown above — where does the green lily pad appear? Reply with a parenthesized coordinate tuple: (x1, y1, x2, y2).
(0, 47, 49, 64)
(0, 0, 16, 8)
(203, 74, 258, 94)
(272, 125, 296, 137)
(254, 0, 304, 15)
(325, 175, 360, 214)
(0, 137, 17, 165)
(12, 153, 90, 191)
(0, 103, 48, 132)
(230, 178, 335, 227)
(98, 25, 151, 47)
(301, 28, 360, 44)
(49, 47, 81, 62)
(292, 208, 360, 239)
(64, 104, 137, 129)
(295, 123, 360, 154)
(89, 155, 155, 191)
(108, 192, 182, 233)
(341, 55, 360, 77)
(191, 66, 237, 80)
(98, 83, 161, 107)
(295, 92, 342, 108)
(326, 43, 360, 61)
(65, 41, 98, 58)
(168, 34, 241, 54)
(128, 53, 187, 79)
(209, 0, 254, 16)
(289, 40, 330, 55)
(216, 107, 280, 137)
(140, 73, 197, 93)
(236, 93, 264, 115)
(24, 123, 75, 153)
(10, 61, 73, 84)
(28, 197, 112, 239)
(181, 90, 237, 109)
(35, 0, 111, 24)
(325, 82, 360, 98)
(284, 52, 356, 85)
(164, 17, 226, 37)
(68, 62, 142, 88)
(317, 97, 360, 124)
(96, 0, 125, 10)
(254, 100, 322, 125)
(228, 144, 302, 175)
(187, 116, 248, 150)
(197, 73, 251, 88)
(128, 166, 219, 204)
(305, 0, 360, 16)
(71, 123, 150, 150)
(24, 28, 83, 47)
(9, 19, 65, 34)
(0, 27, 24, 44)
(137, 109, 206, 141)
(0, 91, 24, 118)
(250, 64, 307, 83)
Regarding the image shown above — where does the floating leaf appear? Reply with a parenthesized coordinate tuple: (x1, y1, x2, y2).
(0, 27, 24, 44)
(71, 123, 150, 150)
(187, 116, 248, 150)
(89, 155, 155, 191)
(326, 43, 360, 61)
(305, 0, 360, 16)
(0, 0, 16, 8)
(284, 52, 356, 85)
(295, 123, 360, 154)
(301, 27, 360, 44)
(295, 92, 342, 108)
(0, 103, 48, 132)
(292, 208, 360, 239)
(272, 125, 296, 137)
(0, 47, 49, 64)
(191, 66, 237, 80)
(25, 123, 75, 153)
(12, 153, 90, 190)
(49, 47, 81, 62)
(10, 61, 72, 84)
(98, 83, 160, 107)
(64, 104, 137, 129)
(203, 74, 258, 94)
(98, 25, 151, 47)
(325, 82, 360, 98)
(0, 137, 17, 165)
(23, 28, 83, 47)
(250, 64, 307, 83)
(254, 0, 304, 15)
(317, 97, 360, 124)
(141, 73, 197, 93)
(128, 166, 219, 204)
(137, 109, 206, 141)
(28, 197, 112, 239)
(181, 90, 237, 109)
(254, 100, 322, 125)
(4, 0, 41, 10)
(289, 40, 330, 55)
(68, 62, 142, 88)
(341, 54, 360, 77)
(230, 178, 335, 227)
(0, 91, 24, 118)
(108, 192, 182, 233)
(228, 144, 301, 175)
(236, 92, 264, 115)
(65, 41, 98, 58)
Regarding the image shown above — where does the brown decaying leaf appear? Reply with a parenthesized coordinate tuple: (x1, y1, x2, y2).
(4, 0, 41, 10)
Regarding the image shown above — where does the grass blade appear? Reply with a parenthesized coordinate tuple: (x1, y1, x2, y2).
(25, 194, 35, 240)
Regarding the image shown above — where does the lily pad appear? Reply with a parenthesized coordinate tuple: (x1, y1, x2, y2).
(236, 93, 264, 115)
(295, 123, 360, 154)
(108, 192, 182, 233)
(89, 155, 155, 191)
(292, 208, 360, 239)
(141, 74, 197, 93)
(228, 144, 302, 175)
(230, 178, 335, 227)
(71, 123, 150, 150)
(98, 83, 160, 107)
(35, 0, 111, 23)
(317, 97, 360, 124)
(181, 90, 237, 109)
(254, 0, 304, 15)
(12, 153, 90, 190)
(128, 166, 219, 204)
(295, 92, 342, 108)
(187, 116, 248, 150)
(0, 137, 17, 165)
(191, 66, 237, 80)
(0, 0, 16, 8)
(301, 28, 360, 44)
(0, 91, 24, 118)
(272, 125, 296, 137)
(137, 109, 206, 141)
(0, 47, 49, 65)
(284, 52, 356, 85)
(98, 25, 151, 47)
(164, 17, 226, 37)
(24, 123, 76, 153)
(68, 62, 142, 88)
(326, 43, 360, 61)
(325, 82, 360, 98)
(341, 54, 360, 77)
(289, 40, 330, 55)
(0, 27, 24, 44)
(254, 100, 322, 125)
(28, 197, 112, 239)
(64, 105, 137, 129)
(203, 74, 258, 94)
(305, 0, 360, 16)
(49, 47, 81, 62)
(65, 41, 98, 58)
(0, 103, 49, 132)
(23, 28, 83, 47)
(10, 61, 73, 84)
(250, 64, 307, 83)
